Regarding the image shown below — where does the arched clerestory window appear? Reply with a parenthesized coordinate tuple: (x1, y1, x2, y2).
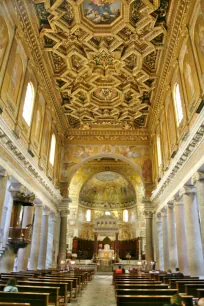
(174, 83, 183, 126)
(49, 133, 56, 165)
(22, 82, 35, 126)
(157, 134, 162, 169)
(86, 209, 91, 222)
(123, 209, 128, 222)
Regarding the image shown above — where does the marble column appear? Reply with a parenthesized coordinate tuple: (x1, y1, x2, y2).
(155, 213, 164, 270)
(144, 210, 153, 267)
(0, 169, 9, 225)
(17, 205, 34, 271)
(174, 195, 189, 275)
(46, 212, 56, 268)
(38, 206, 50, 269)
(94, 234, 98, 255)
(57, 209, 69, 266)
(192, 172, 204, 252)
(28, 202, 43, 270)
(180, 186, 204, 277)
(167, 201, 178, 270)
(161, 207, 170, 270)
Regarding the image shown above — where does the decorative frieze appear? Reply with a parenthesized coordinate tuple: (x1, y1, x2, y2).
(151, 112, 204, 201)
(0, 118, 62, 204)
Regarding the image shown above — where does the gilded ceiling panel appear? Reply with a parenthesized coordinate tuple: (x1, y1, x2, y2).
(33, 0, 169, 129)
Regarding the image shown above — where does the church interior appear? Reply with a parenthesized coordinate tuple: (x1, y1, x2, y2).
(0, 0, 204, 304)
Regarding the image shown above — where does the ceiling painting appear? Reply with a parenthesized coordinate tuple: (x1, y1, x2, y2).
(83, 0, 121, 25)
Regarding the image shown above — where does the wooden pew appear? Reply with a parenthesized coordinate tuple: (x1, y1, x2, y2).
(38, 276, 79, 296)
(168, 277, 199, 288)
(0, 303, 30, 306)
(115, 280, 162, 284)
(177, 280, 204, 293)
(17, 286, 59, 306)
(185, 284, 204, 297)
(116, 294, 193, 306)
(28, 278, 74, 298)
(17, 281, 69, 304)
(0, 284, 59, 306)
(115, 284, 169, 290)
(197, 289, 204, 298)
(0, 292, 49, 306)
(116, 288, 178, 296)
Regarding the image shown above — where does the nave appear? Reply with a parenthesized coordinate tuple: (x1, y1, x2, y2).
(69, 274, 116, 306)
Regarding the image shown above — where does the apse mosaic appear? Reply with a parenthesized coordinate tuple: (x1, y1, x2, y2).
(83, 0, 120, 25)
(79, 171, 136, 206)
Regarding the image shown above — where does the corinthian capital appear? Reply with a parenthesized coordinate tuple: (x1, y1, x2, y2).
(143, 210, 153, 218)
(179, 185, 196, 197)
(156, 212, 161, 222)
(174, 194, 183, 206)
(161, 207, 167, 217)
(59, 209, 69, 217)
(192, 172, 204, 184)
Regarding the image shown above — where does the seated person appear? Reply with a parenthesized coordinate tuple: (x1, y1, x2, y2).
(166, 269, 173, 277)
(172, 267, 184, 278)
(198, 298, 204, 306)
(163, 293, 186, 306)
(4, 278, 18, 292)
(115, 265, 123, 274)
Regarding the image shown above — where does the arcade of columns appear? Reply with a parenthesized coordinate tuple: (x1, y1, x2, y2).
(1, 166, 204, 274)
(151, 171, 204, 277)
(0, 169, 70, 272)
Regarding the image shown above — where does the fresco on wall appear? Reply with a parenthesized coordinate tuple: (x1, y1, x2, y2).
(182, 41, 200, 103)
(195, 14, 204, 76)
(118, 146, 140, 158)
(142, 159, 152, 183)
(62, 144, 152, 184)
(0, 16, 9, 70)
(8, 53, 23, 103)
(80, 171, 136, 206)
(83, 0, 120, 25)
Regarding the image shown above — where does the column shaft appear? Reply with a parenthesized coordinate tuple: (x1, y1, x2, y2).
(167, 203, 178, 270)
(155, 214, 164, 270)
(58, 210, 68, 266)
(28, 204, 43, 270)
(17, 206, 34, 271)
(174, 197, 189, 275)
(38, 207, 50, 269)
(182, 186, 204, 276)
(46, 213, 56, 268)
(144, 211, 153, 266)
(161, 208, 170, 270)
(0, 171, 8, 225)
(193, 173, 204, 252)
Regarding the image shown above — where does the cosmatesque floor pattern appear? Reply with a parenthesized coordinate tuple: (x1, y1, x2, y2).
(69, 274, 116, 306)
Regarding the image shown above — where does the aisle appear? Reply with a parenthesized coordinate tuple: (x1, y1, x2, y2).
(69, 274, 116, 306)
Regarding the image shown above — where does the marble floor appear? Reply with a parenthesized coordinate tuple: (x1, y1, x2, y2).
(69, 274, 116, 306)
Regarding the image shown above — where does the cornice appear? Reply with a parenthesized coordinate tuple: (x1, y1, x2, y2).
(151, 109, 204, 202)
(12, 0, 68, 136)
(66, 128, 150, 143)
(148, 0, 190, 131)
(0, 117, 62, 204)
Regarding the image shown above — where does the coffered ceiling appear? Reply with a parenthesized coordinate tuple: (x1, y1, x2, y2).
(33, 0, 169, 130)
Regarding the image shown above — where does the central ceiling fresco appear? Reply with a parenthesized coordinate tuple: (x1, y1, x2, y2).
(34, 0, 169, 129)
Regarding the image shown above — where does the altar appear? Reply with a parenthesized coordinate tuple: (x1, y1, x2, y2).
(98, 249, 114, 259)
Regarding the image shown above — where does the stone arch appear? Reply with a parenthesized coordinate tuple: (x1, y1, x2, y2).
(68, 153, 144, 187)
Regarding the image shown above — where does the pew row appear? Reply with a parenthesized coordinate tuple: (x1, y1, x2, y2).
(0, 292, 49, 306)
(116, 294, 193, 306)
